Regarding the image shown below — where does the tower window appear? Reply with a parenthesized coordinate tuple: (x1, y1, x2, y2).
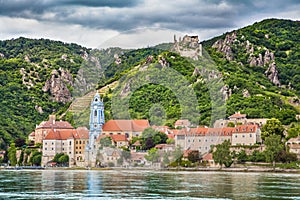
(94, 110, 97, 117)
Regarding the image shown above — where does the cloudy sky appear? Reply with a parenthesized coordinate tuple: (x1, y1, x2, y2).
(0, 0, 299, 48)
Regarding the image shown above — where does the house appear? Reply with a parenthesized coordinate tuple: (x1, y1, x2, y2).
(41, 127, 89, 167)
(130, 152, 147, 166)
(98, 147, 122, 167)
(201, 153, 218, 167)
(286, 137, 300, 159)
(228, 112, 247, 121)
(97, 134, 129, 148)
(28, 132, 35, 142)
(174, 119, 191, 128)
(214, 112, 268, 128)
(154, 144, 175, 152)
(231, 125, 261, 146)
(175, 127, 233, 155)
(33, 115, 73, 144)
(102, 120, 150, 140)
(110, 135, 129, 148)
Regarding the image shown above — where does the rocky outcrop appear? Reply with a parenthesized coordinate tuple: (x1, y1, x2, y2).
(243, 89, 251, 98)
(173, 35, 202, 60)
(42, 68, 73, 103)
(264, 62, 280, 86)
(212, 32, 237, 61)
(220, 85, 232, 100)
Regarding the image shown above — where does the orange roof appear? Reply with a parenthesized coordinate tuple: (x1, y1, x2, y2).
(133, 140, 141, 146)
(29, 132, 35, 136)
(44, 129, 76, 140)
(102, 120, 150, 132)
(202, 153, 213, 161)
(110, 134, 128, 142)
(233, 125, 257, 134)
(183, 150, 194, 158)
(36, 120, 73, 129)
(229, 112, 247, 119)
(74, 127, 89, 139)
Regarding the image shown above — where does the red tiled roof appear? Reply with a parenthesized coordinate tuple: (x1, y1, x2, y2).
(36, 120, 73, 129)
(202, 153, 213, 161)
(73, 127, 89, 139)
(29, 132, 35, 136)
(183, 150, 194, 158)
(110, 134, 128, 142)
(44, 129, 76, 140)
(229, 112, 247, 119)
(233, 125, 257, 134)
(102, 120, 150, 132)
(133, 140, 141, 146)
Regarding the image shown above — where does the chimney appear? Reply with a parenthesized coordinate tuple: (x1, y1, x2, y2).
(49, 115, 56, 124)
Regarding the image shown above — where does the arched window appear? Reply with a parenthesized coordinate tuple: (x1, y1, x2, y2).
(94, 110, 97, 117)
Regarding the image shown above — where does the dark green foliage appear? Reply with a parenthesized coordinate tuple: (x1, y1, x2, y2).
(53, 153, 69, 166)
(140, 128, 168, 150)
(0, 37, 87, 144)
(99, 136, 113, 148)
(187, 151, 200, 163)
(30, 151, 42, 166)
(213, 140, 233, 168)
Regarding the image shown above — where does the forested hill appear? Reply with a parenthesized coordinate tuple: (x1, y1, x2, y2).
(0, 37, 88, 146)
(0, 18, 299, 146)
(202, 19, 300, 124)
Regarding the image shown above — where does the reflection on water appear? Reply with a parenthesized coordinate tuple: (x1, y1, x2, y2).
(0, 170, 299, 199)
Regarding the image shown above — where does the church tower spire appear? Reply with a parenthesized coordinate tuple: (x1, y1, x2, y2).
(86, 91, 105, 166)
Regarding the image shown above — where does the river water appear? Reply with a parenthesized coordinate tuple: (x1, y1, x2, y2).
(0, 169, 299, 199)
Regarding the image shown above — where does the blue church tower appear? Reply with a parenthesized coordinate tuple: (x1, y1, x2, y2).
(86, 92, 105, 166)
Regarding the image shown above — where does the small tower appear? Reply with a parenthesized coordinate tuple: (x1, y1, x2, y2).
(86, 92, 105, 167)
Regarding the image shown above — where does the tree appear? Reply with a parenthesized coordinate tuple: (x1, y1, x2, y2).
(264, 134, 284, 169)
(227, 122, 235, 127)
(213, 140, 233, 169)
(166, 138, 175, 144)
(14, 138, 26, 148)
(162, 152, 170, 166)
(187, 151, 200, 163)
(30, 151, 42, 166)
(7, 143, 17, 166)
(58, 154, 69, 165)
(18, 150, 24, 166)
(237, 150, 248, 163)
(171, 145, 183, 166)
(99, 136, 112, 148)
(140, 128, 168, 150)
(145, 148, 160, 164)
(261, 118, 285, 141)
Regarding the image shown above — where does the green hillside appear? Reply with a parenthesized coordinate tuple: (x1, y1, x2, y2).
(0, 18, 299, 146)
(0, 37, 88, 144)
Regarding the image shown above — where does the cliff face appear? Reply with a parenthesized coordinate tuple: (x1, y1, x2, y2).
(212, 31, 280, 86)
(42, 68, 73, 103)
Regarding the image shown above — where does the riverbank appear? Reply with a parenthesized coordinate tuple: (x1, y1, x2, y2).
(2, 166, 300, 173)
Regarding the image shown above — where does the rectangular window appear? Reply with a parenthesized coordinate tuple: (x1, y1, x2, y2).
(45, 148, 47, 150)
(45, 142, 47, 145)
(235, 135, 237, 138)
(199, 139, 201, 142)
(250, 134, 252, 137)
(51, 148, 53, 150)
(242, 135, 245, 138)
(69, 141, 72, 145)
(52, 142, 54, 145)
(76, 141, 78, 144)
(62, 148, 64, 151)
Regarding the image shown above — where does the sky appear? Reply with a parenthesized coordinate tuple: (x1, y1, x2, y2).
(0, 0, 299, 49)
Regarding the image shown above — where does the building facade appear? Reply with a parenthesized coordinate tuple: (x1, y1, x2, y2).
(86, 92, 105, 167)
(102, 119, 150, 140)
(33, 115, 73, 144)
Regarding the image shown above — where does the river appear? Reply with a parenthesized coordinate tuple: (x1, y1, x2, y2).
(0, 170, 299, 199)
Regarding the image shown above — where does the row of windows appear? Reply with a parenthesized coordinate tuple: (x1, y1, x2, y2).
(44, 141, 72, 145)
(187, 138, 224, 143)
(75, 141, 85, 145)
(234, 134, 252, 138)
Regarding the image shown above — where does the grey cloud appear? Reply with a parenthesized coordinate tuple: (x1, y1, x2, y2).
(0, 0, 299, 34)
